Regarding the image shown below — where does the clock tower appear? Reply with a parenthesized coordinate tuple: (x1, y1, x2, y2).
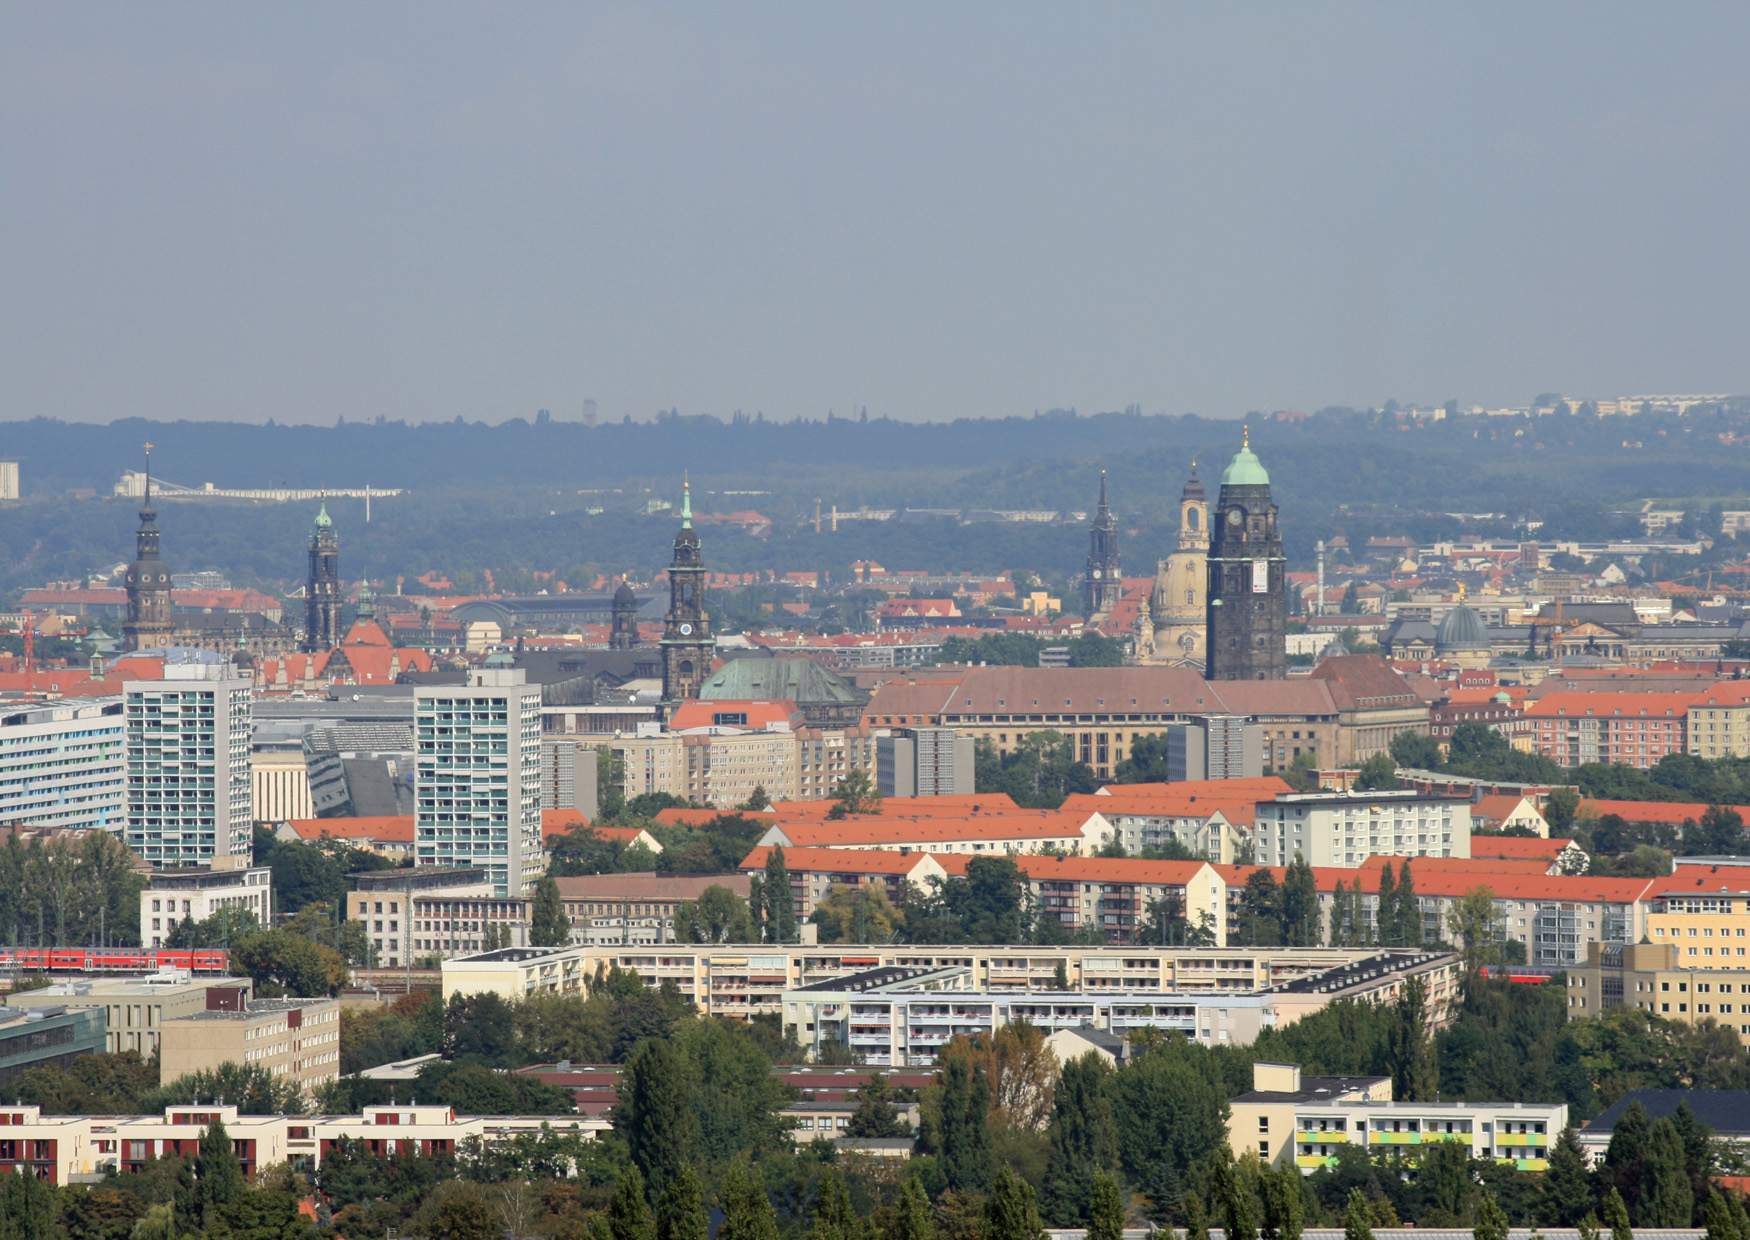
(123, 444, 174, 653)
(1205, 427, 1287, 681)
(661, 478, 714, 706)
(1082, 468, 1122, 618)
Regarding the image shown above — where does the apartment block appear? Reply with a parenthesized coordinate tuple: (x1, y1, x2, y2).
(124, 665, 254, 868)
(554, 873, 754, 946)
(876, 728, 974, 797)
(1525, 692, 1696, 770)
(1229, 1061, 1391, 1164)
(443, 942, 1460, 1025)
(140, 867, 272, 948)
(1252, 791, 1471, 868)
(1568, 941, 1750, 1046)
(348, 867, 522, 969)
(0, 697, 126, 833)
(539, 736, 599, 819)
(1287, 1098, 1566, 1173)
(157, 997, 341, 1091)
(415, 669, 544, 897)
(1686, 683, 1750, 759)
(1165, 717, 1264, 780)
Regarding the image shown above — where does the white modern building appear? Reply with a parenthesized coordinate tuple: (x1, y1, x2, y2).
(0, 697, 127, 832)
(0, 462, 18, 501)
(124, 665, 253, 868)
(140, 867, 273, 948)
(1289, 1099, 1566, 1174)
(876, 727, 974, 797)
(415, 668, 544, 897)
(1252, 790, 1472, 867)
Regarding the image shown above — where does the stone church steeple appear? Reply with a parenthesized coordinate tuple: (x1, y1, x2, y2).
(123, 444, 173, 653)
(661, 477, 714, 705)
(1083, 468, 1122, 617)
(303, 500, 341, 652)
(1205, 427, 1287, 680)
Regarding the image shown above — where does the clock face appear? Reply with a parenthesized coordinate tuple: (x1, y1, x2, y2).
(1227, 509, 1243, 526)
(1092, 569, 1102, 579)
(679, 623, 693, 636)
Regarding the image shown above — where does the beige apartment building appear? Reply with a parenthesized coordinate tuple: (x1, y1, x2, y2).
(1686, 683, 1750, 759)
(1568, 941, 1750, 1045)
(9, 975, 253, 1057)
(577, 726, 802, 807)
(1229, 1061, 1392, 1164)
(158, 997, 341, 1091)
(140, 867, 273, 948)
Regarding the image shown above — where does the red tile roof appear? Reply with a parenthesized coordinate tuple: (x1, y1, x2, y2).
(285, 815, 414, 843)
(654, 807, 777, 827)
(666, 700, 805, 731)
(938, 853, 1211, 886)
(773, 810, 1092, 847)
(1579, 798, 1747, 826)
(542, 808, 591, 839)
(1471, 836, 1575, 861)
(740, 846, 939, 875)
(1646, 864, 1750, 898)
(769, 793, 1020, 822)
(1524, 691, 1703, 719)
(1471, 795, 1542, 825)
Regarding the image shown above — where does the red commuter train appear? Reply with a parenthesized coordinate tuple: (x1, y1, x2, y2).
(0, 948, 230, 975)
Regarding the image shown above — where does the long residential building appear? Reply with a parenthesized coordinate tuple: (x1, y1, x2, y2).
(0, 697, 126, 833)
(756, 807, 1114, 856)
(1524, 691, 1699, 770)
(1251, 790, 1472, 867)
(781, 949, 1460, 1063)
(0, 1102, 603, 1185)
(1567, 941, 1750, 1046)
(441, 942, 1462, 1025)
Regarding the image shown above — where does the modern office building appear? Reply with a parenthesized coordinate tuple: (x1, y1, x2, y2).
(1164, 716, 1263, 780)
(124, 664, 254, 869)
(250, 737, 314, 822)
(0, 1005, 106, 1084)
(9, 973, 253, 1058)
(415, 668, 544, 897)
(139, 868, 273, 949)
(876, 727, 974, 797)
(0, 697, 126, 833)
(1567, 940, 1750, 1046)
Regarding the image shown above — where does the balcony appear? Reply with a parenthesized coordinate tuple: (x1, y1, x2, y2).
(1494, 1132, 1544, 1147)
(1296, 1130, 1347, 1144)
(1296, 1154, 1339, 1170)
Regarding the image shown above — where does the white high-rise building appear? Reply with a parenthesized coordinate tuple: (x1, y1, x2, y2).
(124, 665, 254, 869)
(0, 698, 127, 832)
(0, 462, 18, 501)
(416, 669, 543, 897)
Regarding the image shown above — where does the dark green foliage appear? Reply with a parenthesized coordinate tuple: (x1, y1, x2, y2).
(1281, 855, 1320, 946)
(1040, 1053, 1117, 1225)
(1087, 1170, 1126, 1240)
(229, 926, 348, 996)
(1475, 1190, 1509, 1240)
(196, 1120, 244, 1220)
(442, 992, 518, 1066)
(1260, 1163, 1304, 1240)
(985, 1165, 1047, 1240)
(608, 1164, 658, 1240)
(1604, 1187, 1633, 1240)
(656, 1163, 709, 1240)
(892, 1176, 938, 1240)
(807, 1167, 864, 1240)
(1353, 753, 1398, 791)
(718, 1158, 780, 1240)
(7, 1050, 157, 1113)
(412, 1061, 575, 1114)
(615, 1040, 698, 1202)
(936, 1055, 994, 1194)
(1541, 1127, 1596, 1225)
(1386, 975, 1438, 1101)
(845, 1072, 903, 1138)
(763, 846, 798, 944)
(529, 876, 572, 947)
(974, 732, 1097, 809)
(1640, 1116, 1695, 1226)
(1343, 1188, 1375, 1240)
(1214, 1154, 1260, 1240)
(1110, 1039, 1230, 1216)
(152, 1063, 306, 1116)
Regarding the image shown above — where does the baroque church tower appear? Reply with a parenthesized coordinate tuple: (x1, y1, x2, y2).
(1082, 469, 1122, 618)
(1205, 428, 1287, 680)
(123, 445, 173, 653)
(661, 479, 714, 705)
(609, 580, 639, 650)
(1148, 464, 1209, 666)
(303, 501, 342, 652)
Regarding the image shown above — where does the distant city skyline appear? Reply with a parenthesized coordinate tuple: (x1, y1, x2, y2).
(4, 4, 1748, 425)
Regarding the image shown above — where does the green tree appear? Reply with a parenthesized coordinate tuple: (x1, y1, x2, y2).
(1260, 1163, 1304, 1240)
(1238, 870, 1283, 946)
(1541, 1127, 1596, 1225)
(614, 1040, 698, 1202)
(1281, 855, 1321, 946)
(1475, 1190, 1509, 1240)
(230, 927, 347, 996)
(846, 1072, 904, 1138)
(718, 1159, 780, 1240)
(891, 1176, 938, 1240)
(1353, 753, 1398, 791)
(985, 1166, 1047, 1240)
(608, 1164, 658, 1240)
(1395, 862, 1420, 945)
(529, 877, 572, 947)
(1387, 974, 1438, 1101)
(1544, 787, 1581, 835)
(807, 1167, 865, 1240)
(1604, 1188, 1633, 1240)
(763, 846, 798, 943)
(1214, 1154, 1260, 1240)
(1640, 1116, 1695, 1227)
(197, 1120, 244, 1219)
(937, 1055, 994, 1194)
(1087, 1170, 1126, 1240)
(1375, 864, 1397, 947)
(671, 885, 757, 943)
(810, 883, 901, 944)
(657, 1163, 709, 1240)
(741, 785, 772, 812)
(1343, 1189, 1374, 1240)
(1446, 886, 1505, 971)
(1040, 1052, 1118, 1225)
(827, 770, 882, 817)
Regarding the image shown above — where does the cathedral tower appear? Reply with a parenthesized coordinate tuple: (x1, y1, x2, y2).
(123, 445, 173, 653)
(1205, 428, 1287, 680)
(661, 479, 714, 704)
(303, 501, 341, 652)
(1150, 464, 1209, 666)
(1082, 469, 1122, 617)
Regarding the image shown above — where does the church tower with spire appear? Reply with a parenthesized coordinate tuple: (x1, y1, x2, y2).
(1205, 427, 1287, 680)
(1082, 468, 1122, 617)
(661, 478, 714, 705)
(123, 444, 173, 652)
(1149, 464, 1210, 667)
(303, 501, 342, 652)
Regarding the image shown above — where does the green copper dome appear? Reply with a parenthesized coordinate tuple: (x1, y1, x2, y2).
(314, 501, 332, 529)
(1220, 426, 1270, 487)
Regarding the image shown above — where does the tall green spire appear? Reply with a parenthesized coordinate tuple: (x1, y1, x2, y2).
(314, 499, 332, 529)
(680, 474, 692, 528)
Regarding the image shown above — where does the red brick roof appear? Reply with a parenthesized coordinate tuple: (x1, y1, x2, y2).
(285, 816, 414, 843)
(937, 853, 1211, 886)
(1471, 836, 1575, 861)
(1524, 691, 1702, 719)
(541, 808, 591, 839)
(1647, 864, 1750, 898)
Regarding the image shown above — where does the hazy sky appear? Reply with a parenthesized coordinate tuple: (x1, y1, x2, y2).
(4, 4, 1748, 426)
